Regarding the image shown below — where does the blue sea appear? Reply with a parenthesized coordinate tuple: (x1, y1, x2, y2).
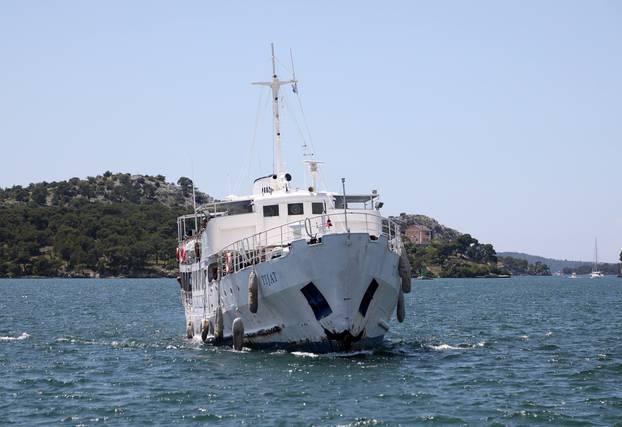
(1, 276, 621, 426)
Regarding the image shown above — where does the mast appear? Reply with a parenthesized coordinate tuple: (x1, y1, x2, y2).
(594, 237, 598, 271)
(192, 181, 198, 231)
(252, 43, 297, 176)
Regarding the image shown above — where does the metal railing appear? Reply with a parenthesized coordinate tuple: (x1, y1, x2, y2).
(215, 212, 402, 278)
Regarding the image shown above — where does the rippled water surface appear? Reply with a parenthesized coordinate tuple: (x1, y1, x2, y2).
(1, 277, 621, 426)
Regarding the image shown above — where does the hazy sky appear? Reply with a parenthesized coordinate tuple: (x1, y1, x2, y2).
(1, 1, 620, 262)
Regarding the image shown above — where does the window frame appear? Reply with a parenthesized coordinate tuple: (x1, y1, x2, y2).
(262, 204, 280, 217)
(287, 203, 304, 216)
(311, 202, 325, 215)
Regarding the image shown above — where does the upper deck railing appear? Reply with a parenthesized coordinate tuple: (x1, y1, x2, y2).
(210, 211, 402, 277)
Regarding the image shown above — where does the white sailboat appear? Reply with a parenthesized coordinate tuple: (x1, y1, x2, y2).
(590, 238, 604, 279)
(175, 45, 411, 352)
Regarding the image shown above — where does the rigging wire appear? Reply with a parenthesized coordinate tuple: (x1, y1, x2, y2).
(275, 52, 327, 189)
(247, 50, 328, 190)
(292, 86, 316, 158)
(234, 88, 266, 194)
(280, 94, 309, 154)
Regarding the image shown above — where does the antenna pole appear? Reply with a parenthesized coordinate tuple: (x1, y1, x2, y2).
(342, 178, 349, 233)
(192, 180, 198, 232)
(271, 43, 283, 175)
(252, 43, 297, 177)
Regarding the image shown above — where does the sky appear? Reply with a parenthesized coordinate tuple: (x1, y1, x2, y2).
(0, 1, 620, 262)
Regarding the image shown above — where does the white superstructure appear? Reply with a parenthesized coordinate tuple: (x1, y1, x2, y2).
(175, 45, 411, 352)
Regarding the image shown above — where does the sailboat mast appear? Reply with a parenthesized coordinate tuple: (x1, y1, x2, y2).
(252, 43, 297, 177)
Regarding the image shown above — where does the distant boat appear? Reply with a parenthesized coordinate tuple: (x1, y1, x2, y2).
(570, 272, 577, 279)
(590, 237, 604, 279)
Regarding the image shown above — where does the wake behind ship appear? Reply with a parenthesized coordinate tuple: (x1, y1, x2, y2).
(176, 45, 412, 352)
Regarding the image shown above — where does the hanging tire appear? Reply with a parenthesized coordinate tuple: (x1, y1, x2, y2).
(248, 269, 259, 314)
(186, 321, 194, 339)
(399, 251, 412, 293)
(214, 307, 224, 344)
(232, 318, 244, 351)
(397, 288, 405, 323)
(201, 319, 210, 342)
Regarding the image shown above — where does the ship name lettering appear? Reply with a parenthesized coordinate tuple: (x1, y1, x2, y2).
(261, 272, 278, 286)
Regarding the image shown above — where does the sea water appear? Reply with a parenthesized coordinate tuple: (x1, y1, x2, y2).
(1, 277, 621, 425)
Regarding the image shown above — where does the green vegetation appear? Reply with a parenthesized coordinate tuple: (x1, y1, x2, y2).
(396, 214, 553, 278)
(497, 252, 585, 273)
(0, 171, 210, 208)
(0, 173, 568, 279)
(404, 233, 509, 278)
(498, 256, 551, 276)
(0, 173, 206, 278)
(0, 202, 186, 277)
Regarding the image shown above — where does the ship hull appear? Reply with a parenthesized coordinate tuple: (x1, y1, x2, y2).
(181, 232, 401, 352)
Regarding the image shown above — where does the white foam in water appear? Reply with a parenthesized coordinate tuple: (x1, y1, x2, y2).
(290, 349, 373, 358)
(429, 343, 462, 351)
(0, 332, 30, 341)
(291, 351, 320, 358)
(325, 350, 374, 358)
(429, 341, 486, 351)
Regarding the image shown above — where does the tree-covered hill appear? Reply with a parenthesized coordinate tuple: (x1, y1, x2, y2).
(497, 256, 551, 276)
(497, 252, 587, 273)
(1, 175, 557, 279)
(394, 213, 460, 242)
(0, 172, 211, 208)
(0, 173, 208, 278)
(394, 214, 551, 278)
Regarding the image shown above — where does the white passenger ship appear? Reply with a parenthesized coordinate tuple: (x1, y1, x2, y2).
(176, 45, 411, 352)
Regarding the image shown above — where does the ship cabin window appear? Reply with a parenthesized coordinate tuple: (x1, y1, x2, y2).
(312, 202, 325, 215)
(263, 204, 280, 217)
(287, 203, 304, 216)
